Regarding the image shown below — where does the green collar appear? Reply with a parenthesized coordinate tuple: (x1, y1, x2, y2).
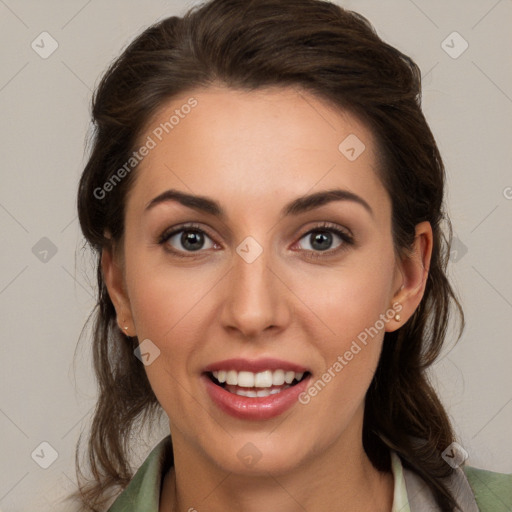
(107, 435, 511, 511)
(107, 436, 173, 512)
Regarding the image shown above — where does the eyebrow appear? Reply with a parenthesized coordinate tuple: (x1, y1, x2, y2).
(144, 188, 374, 219)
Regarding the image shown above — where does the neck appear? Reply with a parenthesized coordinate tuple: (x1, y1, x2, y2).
(160, 411, 394, 512)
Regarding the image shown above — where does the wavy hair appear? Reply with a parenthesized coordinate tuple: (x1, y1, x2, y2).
(72, 0, 465, 509)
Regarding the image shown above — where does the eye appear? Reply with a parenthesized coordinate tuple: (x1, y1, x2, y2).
(295, 223, 354, 257)
(158, 222, 354, 259)
(158, 223, 218, 256)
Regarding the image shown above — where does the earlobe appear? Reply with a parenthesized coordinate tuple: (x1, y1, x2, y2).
(386, 221, 433, 332)
(101, 245, 135, 336)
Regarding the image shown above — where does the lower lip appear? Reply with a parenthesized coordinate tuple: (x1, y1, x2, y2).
(203, 374, 311, 420)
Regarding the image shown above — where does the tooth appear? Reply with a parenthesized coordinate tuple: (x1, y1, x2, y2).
(216, 369, 306, 388)
(237, 371, 255, 387)
(284, 371, 295, 384)
(272, 385, 290, 394)
(229, 384, 291, 397)
(226, 370, 238, 385)
(241, 389, 258, 397)
(254, 370, 273, 388)
(272, 370, 285, 385)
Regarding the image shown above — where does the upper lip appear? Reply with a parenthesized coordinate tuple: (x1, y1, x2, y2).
(203, 358, 309, 374)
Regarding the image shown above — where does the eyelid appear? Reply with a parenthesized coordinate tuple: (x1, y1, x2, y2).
(298, 221, 353, 241)
(157, 222, 217, 245)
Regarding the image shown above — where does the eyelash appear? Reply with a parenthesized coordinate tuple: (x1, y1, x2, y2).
(157, 222, 354, 260)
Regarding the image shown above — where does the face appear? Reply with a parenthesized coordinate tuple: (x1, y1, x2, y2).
(105, 86, 421, 476)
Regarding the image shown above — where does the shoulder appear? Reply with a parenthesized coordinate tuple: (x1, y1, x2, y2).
(462, 465, 512, 512)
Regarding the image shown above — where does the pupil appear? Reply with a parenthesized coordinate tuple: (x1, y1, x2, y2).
(182, 231, 203, 251)
(311, 231, 332, 251)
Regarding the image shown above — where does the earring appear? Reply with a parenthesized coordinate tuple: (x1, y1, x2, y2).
(392, 302, 402, 322)
(119, 319, 129, 335)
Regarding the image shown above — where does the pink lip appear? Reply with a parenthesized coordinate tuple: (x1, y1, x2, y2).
(203, 357, 309, 373)
(202, 373, 311, 421)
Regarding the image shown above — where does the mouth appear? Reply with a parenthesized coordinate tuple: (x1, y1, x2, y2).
(202, 359, 312, 420)
(207, 369, 311, 397)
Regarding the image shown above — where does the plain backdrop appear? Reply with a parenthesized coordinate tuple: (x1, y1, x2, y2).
(0, 0, 511, 510)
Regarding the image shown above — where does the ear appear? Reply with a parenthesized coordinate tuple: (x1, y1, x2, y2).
(101, 244, 135, 337)
(386, 221, 433, 332)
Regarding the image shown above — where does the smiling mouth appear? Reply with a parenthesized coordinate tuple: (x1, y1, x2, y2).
(207, 369, 310, 398)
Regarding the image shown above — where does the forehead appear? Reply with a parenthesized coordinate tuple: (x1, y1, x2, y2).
(128, 86, 389, 221)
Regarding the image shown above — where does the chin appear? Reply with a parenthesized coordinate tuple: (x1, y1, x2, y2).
(201, 433, 312, 477)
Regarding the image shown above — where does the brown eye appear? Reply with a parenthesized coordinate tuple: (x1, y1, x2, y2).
(159, 224, 218, 256)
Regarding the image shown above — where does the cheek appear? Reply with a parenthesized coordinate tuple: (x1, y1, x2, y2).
(122, 251, 205, 389)
(294, 246, 395, 341)
(125, 264, 204, 420)
(125, 247, 213, 341)
(294, 244, 395, 401)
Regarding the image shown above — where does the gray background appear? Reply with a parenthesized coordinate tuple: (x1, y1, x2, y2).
(0, 0, 511, 510)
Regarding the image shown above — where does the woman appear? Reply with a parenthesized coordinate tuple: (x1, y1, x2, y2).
(72, 0, 512, 510)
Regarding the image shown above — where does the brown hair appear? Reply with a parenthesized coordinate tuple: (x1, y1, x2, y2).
(73, 0, 465, 509)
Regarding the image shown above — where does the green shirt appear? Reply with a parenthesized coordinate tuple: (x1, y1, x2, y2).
(108, 436, 512, 511)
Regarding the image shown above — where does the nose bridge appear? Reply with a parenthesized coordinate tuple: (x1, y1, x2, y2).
(220, 238, 288, 336)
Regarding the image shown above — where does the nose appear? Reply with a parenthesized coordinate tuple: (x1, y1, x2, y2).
(219, 245, 291, 339)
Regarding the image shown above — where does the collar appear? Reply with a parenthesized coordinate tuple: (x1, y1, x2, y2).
(108, 436, 479, 511)
(400, 455, 479, 511)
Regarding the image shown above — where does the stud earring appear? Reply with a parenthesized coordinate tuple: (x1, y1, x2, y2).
(392, 301, 402, 322)
(119, 319, 129, 335)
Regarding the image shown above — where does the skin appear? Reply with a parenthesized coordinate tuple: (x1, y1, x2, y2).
(102, 85, 432, 512)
